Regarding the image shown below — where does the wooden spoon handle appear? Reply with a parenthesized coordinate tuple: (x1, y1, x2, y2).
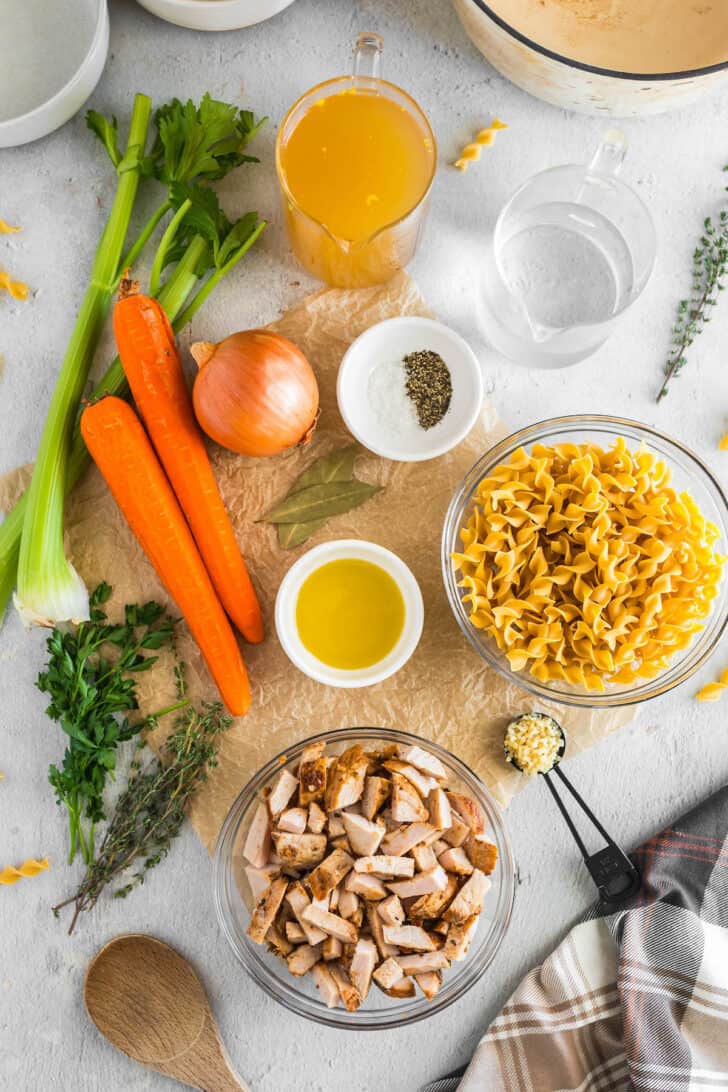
(156, 1011, 251, 1092)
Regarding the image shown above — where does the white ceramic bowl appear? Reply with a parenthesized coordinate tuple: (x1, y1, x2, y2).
(274, 539, 424, 688)
(135, 0, 297, 31)
(0, 0, 109, 149)
(337, 317, 484, 462)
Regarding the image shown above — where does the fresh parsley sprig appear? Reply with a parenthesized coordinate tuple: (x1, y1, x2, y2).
(657, 166, 728, 402)
(38, 583, 184, 865)
(53, 665, 231, 934)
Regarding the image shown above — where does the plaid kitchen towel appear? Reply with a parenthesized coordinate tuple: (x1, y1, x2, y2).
(423, 786, 728, 1092)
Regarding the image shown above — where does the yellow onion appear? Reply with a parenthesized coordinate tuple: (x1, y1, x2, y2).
(191, 330, 319, 457)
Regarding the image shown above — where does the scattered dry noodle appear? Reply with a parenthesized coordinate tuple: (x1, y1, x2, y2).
(696, 668, 728, 702)
(0, 857, 49, 885)
(453, 439, 725, 691)
(454, 119, 508, 171)
(0, 270, 29, 300)
(0, 219, 21, 234)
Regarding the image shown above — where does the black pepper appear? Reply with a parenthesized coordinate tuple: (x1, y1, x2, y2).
(403, 349, 453, 430)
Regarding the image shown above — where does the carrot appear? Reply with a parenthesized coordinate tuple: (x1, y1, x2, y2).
(113, 290, 264, 644)
(80, 396, 251, 717)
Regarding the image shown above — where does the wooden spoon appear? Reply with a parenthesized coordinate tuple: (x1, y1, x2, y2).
(84, 934, 250, 1092)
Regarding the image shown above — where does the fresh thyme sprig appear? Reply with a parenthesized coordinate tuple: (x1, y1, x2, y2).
(53, 665, 231, 935)
(38, 583, 181, 865)
(657, 167, 728, 402)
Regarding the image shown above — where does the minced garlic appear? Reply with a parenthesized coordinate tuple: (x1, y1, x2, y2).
(504, 712, 563, 776)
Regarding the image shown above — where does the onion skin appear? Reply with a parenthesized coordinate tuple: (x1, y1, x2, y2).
(191, 330, 319, 458)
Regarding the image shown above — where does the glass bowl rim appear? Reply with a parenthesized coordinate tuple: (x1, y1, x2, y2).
(442, 413, 728, 709)
(213, 725, 517, 1030)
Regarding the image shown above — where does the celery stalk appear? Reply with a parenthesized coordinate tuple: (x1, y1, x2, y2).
(15, 94, 153, 627)
(0, 237, 207, 623)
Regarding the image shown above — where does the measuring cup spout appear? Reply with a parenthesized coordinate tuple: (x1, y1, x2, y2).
(588, 129, 628, 178)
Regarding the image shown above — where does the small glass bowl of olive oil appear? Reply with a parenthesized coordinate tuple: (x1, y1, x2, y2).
(274, 540, 424, 687)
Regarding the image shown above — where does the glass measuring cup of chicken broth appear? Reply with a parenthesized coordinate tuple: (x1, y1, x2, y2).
(275, 33, 437, 288)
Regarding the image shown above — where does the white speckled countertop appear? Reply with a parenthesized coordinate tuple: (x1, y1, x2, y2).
(1, 2, 727, 1089)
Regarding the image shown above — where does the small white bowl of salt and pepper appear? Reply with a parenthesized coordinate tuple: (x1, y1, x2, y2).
(336, 316, 484, 462)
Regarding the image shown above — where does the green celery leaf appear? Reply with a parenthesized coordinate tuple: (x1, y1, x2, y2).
(86, 111, 121, 168)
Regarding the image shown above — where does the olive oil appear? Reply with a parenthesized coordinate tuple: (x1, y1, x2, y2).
(295, 558, 405, 670)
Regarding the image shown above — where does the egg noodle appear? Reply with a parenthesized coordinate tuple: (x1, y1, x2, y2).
(453, 439, 725, 691)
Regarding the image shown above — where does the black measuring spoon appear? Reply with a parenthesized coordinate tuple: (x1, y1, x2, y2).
(505, 712, 641, 908)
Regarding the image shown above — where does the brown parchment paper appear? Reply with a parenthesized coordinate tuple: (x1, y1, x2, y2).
(0, 272, 633, 852)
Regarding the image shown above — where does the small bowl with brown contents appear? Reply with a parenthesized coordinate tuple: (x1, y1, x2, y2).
(213, 727, 516, 1028)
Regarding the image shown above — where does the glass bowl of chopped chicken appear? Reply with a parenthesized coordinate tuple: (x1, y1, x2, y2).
(213, 727, 516, 1028)
(442, 415, 728, 708)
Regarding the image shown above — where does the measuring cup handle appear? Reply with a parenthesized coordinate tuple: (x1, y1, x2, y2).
(588, 128, 628, 177)
(353, 32, 384, 80)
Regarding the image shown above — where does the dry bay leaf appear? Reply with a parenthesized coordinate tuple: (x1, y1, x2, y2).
(291, 444, 358, 493)
(277, 519, 328, 550)
(263, 480, 382, 524)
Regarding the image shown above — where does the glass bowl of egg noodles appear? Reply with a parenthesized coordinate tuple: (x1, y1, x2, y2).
(442, 415, 728, 708)
(213, 726, 516, 1029)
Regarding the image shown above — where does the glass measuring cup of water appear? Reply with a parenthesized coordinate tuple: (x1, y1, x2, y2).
(478, 131, 656, 369)
(275, 34, 437, 289)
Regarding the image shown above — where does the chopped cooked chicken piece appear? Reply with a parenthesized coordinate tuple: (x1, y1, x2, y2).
(327, 814, 345, 837)
(361, 775, 391, 820)
(377, 894, 404, 927)
(373, 957, 405, 990)
(247, 877, 288, 944)
(311, 962, 341, 1007)
(390, 774, 429, 823)
(342, 802, 362, 816)
(245, 864, 279, 905)
(411, 844, 438, 872)
(428, 788, 452, 831)
(445, 792, 485, 835)
(415, 970, 443, 1000)
(381, 822, 436, 857)
(277, 806, 308, 835)
(324, 746, 369, 811)
(329, 884, 340, 911)
(287, 942, 322, 976)
(323, 935, 343, 961)
(342, 813, 385, 857)
(438, 846, 474, 875)
(285, 882, 328, 945)
(329, 836, 352, 854)
(329, 963, 361, 1012)
(377, 977, 416, 999)
(267, 768, 299, 816)
(266, 923, 294, 957)
(272, 832, 327, 869)
(365, 902, 399, 960)
(386, 865, 448, 899)
(395, 951, 450, 975)
(338, 889, 360, 919)
(350, 905, 364, 928)
(308, 848, 354, 901)
(444, 915, 480, 962)
(285, 921, 306, 944)
(354, 855, 415, 879)
(345, 872, 388, 900)
(242, 802, 272, 868)
(431, 838, 450, 856)
(431, 920, 449, 937)
(307, 800, 327, 834)
(383, 760, 439, 799)
(301, 904, 358, 945)
(441, 810, 470, 848)
(407, 872, 459, 921)
(443, 869, 490, 923)
(395, 745, 448, 781)
(382, 925, 435, 951)
(465, 835, 499, 874)
(349, 937, 378, 1001)
(298, 742, 328, 806)
(380, 809, 400, 832)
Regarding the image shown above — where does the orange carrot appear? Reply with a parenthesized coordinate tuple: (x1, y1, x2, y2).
(80, 396, 251, 717)
(113, 291, 264, 644)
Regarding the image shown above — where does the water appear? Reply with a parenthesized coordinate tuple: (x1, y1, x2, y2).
(497, 202, 634, 335)
(0, 0, 99, 122)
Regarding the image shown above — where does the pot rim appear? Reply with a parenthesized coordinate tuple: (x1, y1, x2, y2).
(463, 0, 728, 82)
